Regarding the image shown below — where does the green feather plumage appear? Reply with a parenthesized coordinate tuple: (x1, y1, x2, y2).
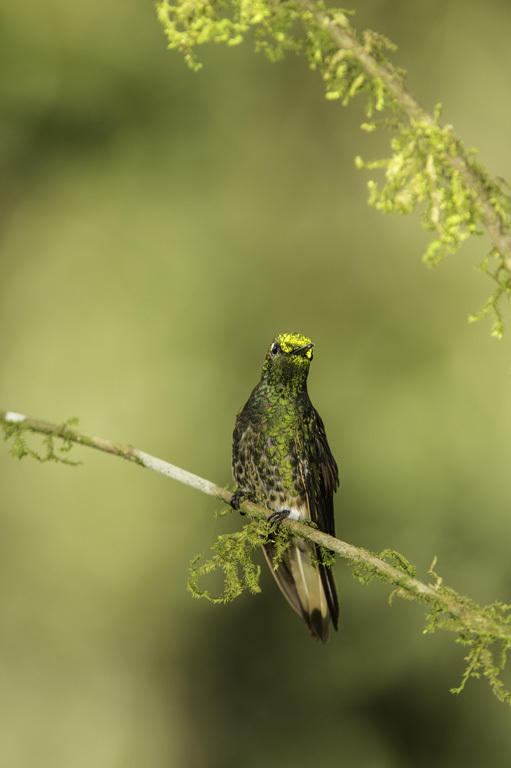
(232, 332, 339, 643)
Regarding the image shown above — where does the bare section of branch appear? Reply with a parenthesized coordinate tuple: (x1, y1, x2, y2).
(0, 410, 229, 501)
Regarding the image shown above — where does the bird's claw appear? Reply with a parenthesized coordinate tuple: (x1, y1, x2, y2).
(267, 509, 290, 530)
(230, 490, 256, 516)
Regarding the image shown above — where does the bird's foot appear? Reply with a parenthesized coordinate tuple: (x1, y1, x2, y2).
(267, 509, 290, 530)
(230, 490, 256, 516)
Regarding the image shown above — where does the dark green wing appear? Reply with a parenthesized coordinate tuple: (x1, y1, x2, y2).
(296, 405, 339, 537)
(295, 404, 339, 631)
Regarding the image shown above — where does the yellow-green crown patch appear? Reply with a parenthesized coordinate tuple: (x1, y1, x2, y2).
(274, 332, 314, 359)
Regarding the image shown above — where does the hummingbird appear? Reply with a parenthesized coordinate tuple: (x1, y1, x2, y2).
(231, 332, 339, 643)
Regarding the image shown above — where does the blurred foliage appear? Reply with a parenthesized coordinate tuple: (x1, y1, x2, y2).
(158, 0, 511, 336)
(1, 0, 511, 766)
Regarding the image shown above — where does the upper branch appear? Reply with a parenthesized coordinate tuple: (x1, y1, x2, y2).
(157, 0, 511, 335)
(299, 0, 511, 266)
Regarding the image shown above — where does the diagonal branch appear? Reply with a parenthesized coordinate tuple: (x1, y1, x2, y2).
(0, 408, 507, 629)
(1, 408, 511, 702)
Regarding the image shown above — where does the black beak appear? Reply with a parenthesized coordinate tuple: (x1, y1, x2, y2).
(293, 343, 314, 357)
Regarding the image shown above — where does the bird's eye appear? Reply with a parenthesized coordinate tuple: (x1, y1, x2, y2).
(270, 342, 281, 356)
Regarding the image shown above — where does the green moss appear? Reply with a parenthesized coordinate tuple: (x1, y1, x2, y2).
(187, 517, 266, 602)
(1, 416, 82, 466)
(358, 118, 482, 263)
(422, 558, 511, 702)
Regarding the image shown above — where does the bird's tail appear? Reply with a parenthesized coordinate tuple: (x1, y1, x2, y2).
(263, 537, 338, 643)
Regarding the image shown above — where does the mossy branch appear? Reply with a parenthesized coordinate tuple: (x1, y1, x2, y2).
(156, 0, 511, 335)
(2, 409, 511, 704)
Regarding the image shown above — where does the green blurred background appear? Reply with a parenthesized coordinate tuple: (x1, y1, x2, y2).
(1, 0, 511, 764)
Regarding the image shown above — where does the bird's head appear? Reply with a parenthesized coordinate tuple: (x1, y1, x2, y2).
(261, 332, 314, 387)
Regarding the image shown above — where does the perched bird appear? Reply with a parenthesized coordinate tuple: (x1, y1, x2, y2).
(231, 332, 339, 643)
